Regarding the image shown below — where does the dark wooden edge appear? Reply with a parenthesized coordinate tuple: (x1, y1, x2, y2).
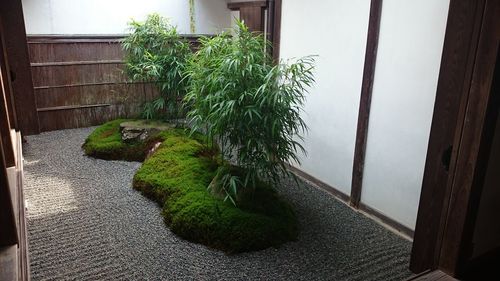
(350, 0, 383, 208)
(227, 1, 267, 11)
(288, 165, 414, 239)
(0, 23, 16, 166)
(26, 34, 207, 44)
(15, 131, 29, 281)
(406, 270, 458, 281)
(409, 0, 487, 273)
(0, 0, 40, 135)
(31, 60, 124, 67)
(359, 203, 414, 238)
(33, 81, 151, 90)
(437, 0, 500, 274)
(287, 165, 350, 203)
(271, 0, 282, 61)
(0, 138, 17, 246)
(0, 20, 18, 131)
(37, 104, 111, 112)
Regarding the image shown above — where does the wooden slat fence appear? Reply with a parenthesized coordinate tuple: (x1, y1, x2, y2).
(27, 35, 200, 132)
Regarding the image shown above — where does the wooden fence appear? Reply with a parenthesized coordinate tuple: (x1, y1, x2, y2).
(27, 35, 200, 132)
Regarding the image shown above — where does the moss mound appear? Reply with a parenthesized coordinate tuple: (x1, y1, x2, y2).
(84, 119, 298, 253)
(82, 119, 163, 161)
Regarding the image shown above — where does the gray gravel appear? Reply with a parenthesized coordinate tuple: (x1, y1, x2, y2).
(23, 127, 413, 281)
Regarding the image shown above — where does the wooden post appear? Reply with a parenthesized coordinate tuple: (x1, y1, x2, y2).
(0, 0, 40, 135)
(410, 0, 500, 276)
(350, 0, 383, 208)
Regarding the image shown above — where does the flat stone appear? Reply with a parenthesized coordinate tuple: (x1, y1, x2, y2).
(120, 120, 172, 143)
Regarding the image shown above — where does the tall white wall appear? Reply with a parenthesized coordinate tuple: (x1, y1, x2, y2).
(280, 0, 450, 230)
(21, 0, 232, 35)
(360, 0, 449, 229)
(280, 0, 371, 195)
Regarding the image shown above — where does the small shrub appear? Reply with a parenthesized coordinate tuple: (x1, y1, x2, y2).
(185, 21, 315, 204)
(122, 14, 192, 120)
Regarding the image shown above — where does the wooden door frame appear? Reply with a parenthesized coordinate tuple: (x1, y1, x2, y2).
(0, 0, 40, 136)
(410, 0, 500, 276)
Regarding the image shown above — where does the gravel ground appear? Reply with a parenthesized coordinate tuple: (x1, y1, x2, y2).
(23, 127, 413, 281)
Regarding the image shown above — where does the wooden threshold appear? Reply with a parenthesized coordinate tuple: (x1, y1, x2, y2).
(407, 270, 458, 281)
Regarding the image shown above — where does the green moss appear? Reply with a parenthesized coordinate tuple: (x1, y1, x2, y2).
(85, 119, 298, 253)
(82, 119, 165, 162)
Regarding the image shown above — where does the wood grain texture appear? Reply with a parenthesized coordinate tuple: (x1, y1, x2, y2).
(350, 0, 383, 208)
(27, 35, 203, 132)
(0, 21, 15, 166)
(239, 6, 266, 32)
(406, 270, 458, 281)
(438, 0, 500, 274)
(0, 0, 40, 135)
(0, 21, 17, 130)
(271, 0, 282, 61)
(27, 36, 158, 131)
(227, 1, 267, 10)
(0, 137, 17, 246)
(409, 0, 488, 273)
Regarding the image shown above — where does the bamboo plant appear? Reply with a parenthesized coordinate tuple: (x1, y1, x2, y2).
(122, 14, 191, 120)
(185, 21, 315, 205)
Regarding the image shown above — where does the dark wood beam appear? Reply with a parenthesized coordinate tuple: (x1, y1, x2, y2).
(0, 136, 17, 247)
(0, 0, 40, 135)
(349, 0, 383, 208)
(437, 0, 500, 274)
(271, 0, 282, 61)
(227, 1, 267, 11)
(409, 0, 488, 273)
(0, 19, 17, 131)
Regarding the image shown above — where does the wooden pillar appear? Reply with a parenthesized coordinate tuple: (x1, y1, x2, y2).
(0, 135, 17, 247)
(0, 20, 17, 130)
(0, 19, 16, 167)
(350, 0, 383, 208)
(0, 0, 40, 136)
(411, 0, 500, 276)
(267, 0, 282, 61)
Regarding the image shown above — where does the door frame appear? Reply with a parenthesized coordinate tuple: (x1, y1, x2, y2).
(410, 0, 500, 276)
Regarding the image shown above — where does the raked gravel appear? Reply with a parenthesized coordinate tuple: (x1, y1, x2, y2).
(23, 127, 413, 281)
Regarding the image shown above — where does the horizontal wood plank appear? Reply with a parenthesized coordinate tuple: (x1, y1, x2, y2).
(227, 1, 267, 10)
(31, 60, 123, 67)
(37, 104, 111, 112)
(27, 35, 164, 131)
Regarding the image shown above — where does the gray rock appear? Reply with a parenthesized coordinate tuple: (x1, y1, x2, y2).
(119, 120, 172, 143)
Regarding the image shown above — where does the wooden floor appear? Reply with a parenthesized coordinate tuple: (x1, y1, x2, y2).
(408, 270, 458, 281)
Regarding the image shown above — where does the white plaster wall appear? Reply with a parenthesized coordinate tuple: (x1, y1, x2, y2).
(360, 0, 450, 229)
(280, 0, 371, 195)
(21, 0, 232, 35)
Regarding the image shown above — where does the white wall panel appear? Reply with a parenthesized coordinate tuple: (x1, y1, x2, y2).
(360, 0, 449, 229)
(22, 0, 232, 35)
(280, 0, 371, 195)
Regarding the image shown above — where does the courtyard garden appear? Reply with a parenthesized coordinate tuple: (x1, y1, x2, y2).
(81, 15, 315, 252)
